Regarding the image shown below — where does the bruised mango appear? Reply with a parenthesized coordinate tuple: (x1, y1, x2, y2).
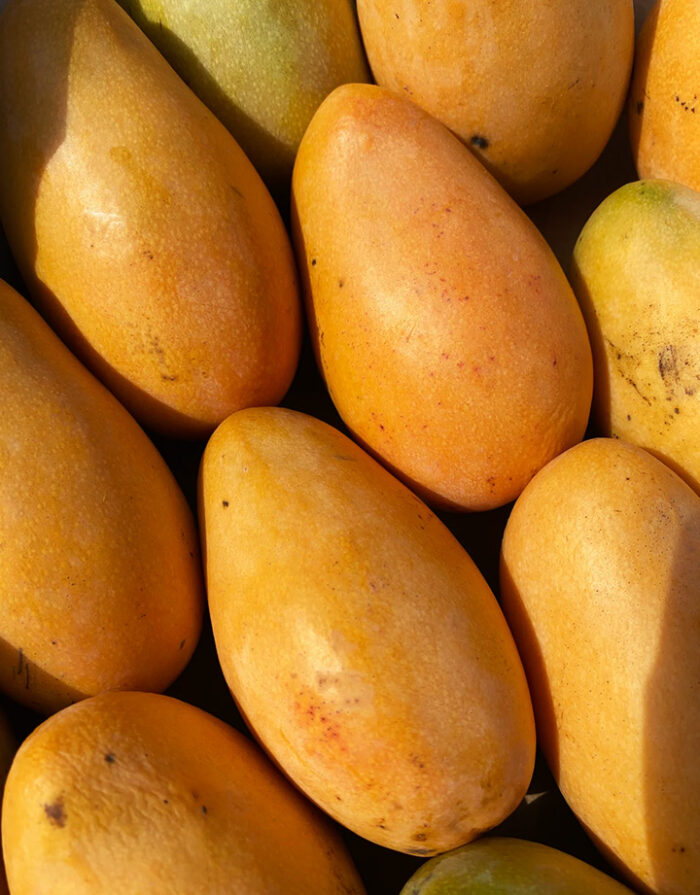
(0, 278, 202, 714)
(2, 691, 366, 894)
(571, 179, 700, 493)
(0, 0, 300, 437)
(292, 84, 593, 511)
(200, 407, 536, 854)
(500, 438, 700, 894)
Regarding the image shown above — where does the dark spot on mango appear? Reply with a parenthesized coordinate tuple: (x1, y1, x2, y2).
(105, 753, 116, 763)
(222, 500, 229, 508)
(470, 134, 489, 149)
(636, 100, 644, 115)
(44, 799, 66, 827)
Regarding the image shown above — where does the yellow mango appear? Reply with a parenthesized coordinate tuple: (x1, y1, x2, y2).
(629, 0, 700, 192)
(292, 84, 593, 511)
(500, 438, 700, 895)
(357, 0, 634, 205)
(0, 278, 202, 714)
(571, 179, 700, 493)
(0, 0, 300, 437)
(0, 708, 14, 895)
(117, 0, 370, 195)
(200, 407, 536, 855)
(2, 690, 366, 894)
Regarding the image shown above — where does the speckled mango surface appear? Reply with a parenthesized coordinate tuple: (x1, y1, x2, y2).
(200, 407, 536, 855)
(0, 0, 301, 437)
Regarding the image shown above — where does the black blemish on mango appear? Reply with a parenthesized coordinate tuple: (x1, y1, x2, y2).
(470, 134, 489, 149)
(44, 799, 66, 827)
(222, 500, 229, 507)
(105, 753, 116, 763)
(636, 100, 644, 115)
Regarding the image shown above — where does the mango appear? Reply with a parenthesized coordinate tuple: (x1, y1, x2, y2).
(571, 179, 700, 493)
(500, 438, 700, 894)
(0, 708, 14, 895)
(629, 0, 700, 192)
(0, 277, 202, 714)
(400, 837, 635, 894)
(1, 690, 366, 894)
(0, 0, 300, 437)
(356, 0, 634, 205)
(117, 0, 370, 196)
(200, 407, 536, 855)
(292, 84, 593, 511)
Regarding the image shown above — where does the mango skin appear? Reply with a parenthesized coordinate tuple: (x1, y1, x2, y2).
(292, 84, 593, 511)
(357, 0, 634, 205)
(571, 180, 700, 494)
(629, 0, 700, 192)
(1, 690, 366, 894)
(0, 0, 300, 437)
(400, 837, 635, 894)
(200, 407, 536, 855)
(117, 0, 370, 195)
(500, 438, 700, 895)
(0, 278, 203, 714)
(0, 709, 15, 895)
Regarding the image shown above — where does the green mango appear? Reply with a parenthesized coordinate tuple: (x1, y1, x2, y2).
(400, 838, 635, 894)
(118, 0, 370, 195)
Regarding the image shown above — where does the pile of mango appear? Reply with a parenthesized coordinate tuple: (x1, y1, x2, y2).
(0, 0, 697, 893)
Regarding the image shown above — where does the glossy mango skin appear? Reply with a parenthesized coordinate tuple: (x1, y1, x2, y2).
(571, 179, 700, 494)
(292, 84, 593, 511)
(400, 837, 635, 894)
(117, 0, 370, 195)
(500, 438, 700, 895)
(0, 278, 203, 714)
(2, 691, 366, 894)
(357, 0, 634, 205)
(200, 407, 536, 855)
(0, 0, 300, 437)
(629, 0, 700, 192)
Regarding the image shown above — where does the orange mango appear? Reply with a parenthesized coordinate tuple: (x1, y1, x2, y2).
(0, 0, 300, 437)
(292, 84, 593, 511)
(0, 278, 202, 714)
(200, 407, 536, 855)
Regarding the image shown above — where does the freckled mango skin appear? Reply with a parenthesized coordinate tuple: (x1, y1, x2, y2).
(200, 407, 536, 855)
(116, 0, 371, 194)
(0, 278, 203, 715)
(356, 0, 634, 205)
(0, 0, 301, 438)
(500, 438, 700, 895)
(1, 691, 366, 894)
(629, 0, 700, 193)
(292, 84, 593, 512)
(571, 180, 700, 494)
(400, 837, 636, 894)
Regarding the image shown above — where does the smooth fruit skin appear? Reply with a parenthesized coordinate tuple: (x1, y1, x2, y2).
(200, 407, 536, 855)
(116, 0, 371, 195)
(357, 0, 634, 205)
(400, 837, 636, 894)
(0, 709, 15, 895)
(500, 438, 700, 895)
(629, 0, 700, 192)
(571, 179, 700, 494)
(0, 0, 301, 437)
(292, 84, 593, 512)
(1, 691, 366, 894)
(0, 278, 203, 714)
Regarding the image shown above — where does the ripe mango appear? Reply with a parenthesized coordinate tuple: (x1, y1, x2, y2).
(500, 438, 700, 894)
(200, 407, 536, 855)
(629, 0, 700, 192)
(571, 179, 700, 493)
(0, 0, 300, 437)
(117, 0, 370, 195)
(0, 278, 202, 714)
(292, 84, 593, 511)
(400, 837, 635, 894)
(357, 0, 634, 204)
(2, 690, 366, 894)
